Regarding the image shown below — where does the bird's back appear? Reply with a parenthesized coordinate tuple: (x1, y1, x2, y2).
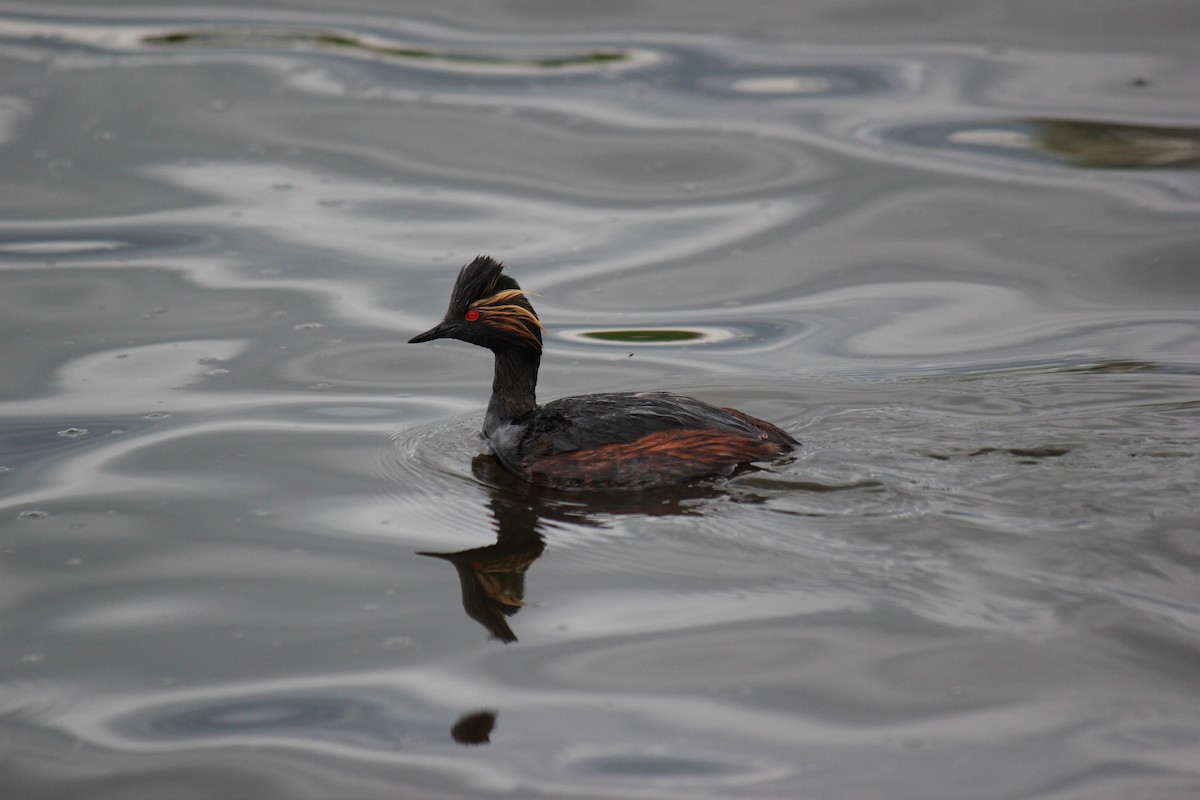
(487, 391, 796, 490)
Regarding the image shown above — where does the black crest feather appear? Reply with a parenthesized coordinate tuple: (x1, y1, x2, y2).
(449, 256, 521, 316)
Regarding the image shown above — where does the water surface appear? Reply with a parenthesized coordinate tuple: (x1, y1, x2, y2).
(2, 3, 1199, 798)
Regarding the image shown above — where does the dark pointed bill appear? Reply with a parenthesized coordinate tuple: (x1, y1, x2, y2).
(408, 320, 457, 344)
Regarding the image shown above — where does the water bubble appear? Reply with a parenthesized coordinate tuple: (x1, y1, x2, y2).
(19, 510, 48, 519)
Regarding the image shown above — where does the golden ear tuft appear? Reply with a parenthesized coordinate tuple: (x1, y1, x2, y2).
(470, 289, 544, 348)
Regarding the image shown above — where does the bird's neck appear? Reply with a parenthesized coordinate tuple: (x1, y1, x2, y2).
(485, 348, 540, 432)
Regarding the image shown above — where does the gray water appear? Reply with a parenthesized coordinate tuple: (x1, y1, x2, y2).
(3, 3, 1200, 798)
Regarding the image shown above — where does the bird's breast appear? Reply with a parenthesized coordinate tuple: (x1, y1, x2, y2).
(483, 420, 526, 458)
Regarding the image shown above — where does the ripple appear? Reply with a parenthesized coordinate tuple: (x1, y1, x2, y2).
(561, 745, 791, 785)
(541, 627, 827, 691)
(386, 414, 486, 495)
(0, 239, 131, 255)
(146, 696, 365, 737)
(4, 8, 1200, 799)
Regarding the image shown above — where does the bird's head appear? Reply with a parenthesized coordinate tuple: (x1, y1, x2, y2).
(409, 256, 543, 353)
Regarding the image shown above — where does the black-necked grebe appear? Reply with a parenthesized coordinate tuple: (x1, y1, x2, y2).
(409, 256, 797, 490)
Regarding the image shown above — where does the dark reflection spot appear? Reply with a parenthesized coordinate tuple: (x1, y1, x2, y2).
(451, 709, 497, 745)
(143, 29, 627, 69)
(580, 329, 706, 344)
(558, 323, 797, 348)
(1029, 119, 1200, 168)
(1007, 447, 1069, 458)
(145, 32, 190, 44)
(886, 118, 1200, 170)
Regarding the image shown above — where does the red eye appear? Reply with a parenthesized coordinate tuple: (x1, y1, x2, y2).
(465, 309, 480, 322)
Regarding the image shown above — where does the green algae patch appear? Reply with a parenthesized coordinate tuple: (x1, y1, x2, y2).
(142, 29, 628, 69)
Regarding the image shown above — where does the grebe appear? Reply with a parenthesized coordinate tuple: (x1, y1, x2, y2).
(409, 256, 797, 490)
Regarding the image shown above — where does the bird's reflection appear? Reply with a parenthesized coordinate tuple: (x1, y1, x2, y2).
(421, 455, 736, 644)
(417, 463, 546, 644)
(421, 454, 761, 745)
